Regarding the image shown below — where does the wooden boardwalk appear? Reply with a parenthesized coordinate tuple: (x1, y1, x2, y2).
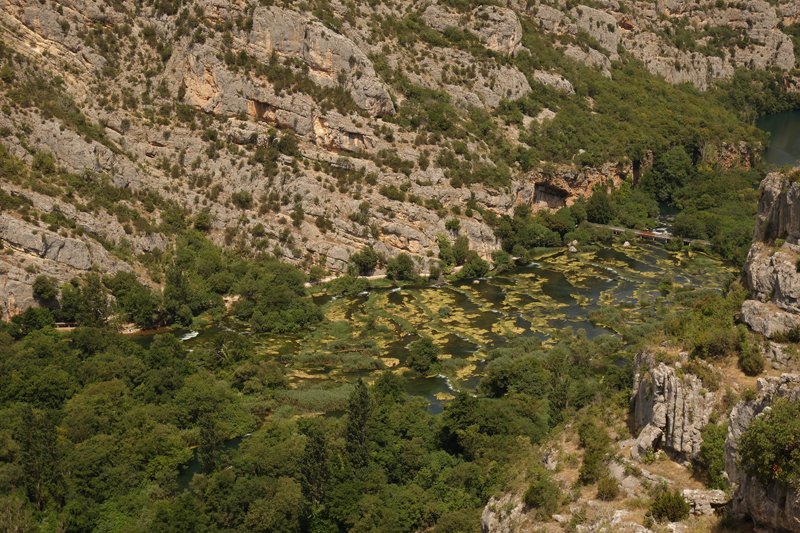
(588, 223, 713, 247)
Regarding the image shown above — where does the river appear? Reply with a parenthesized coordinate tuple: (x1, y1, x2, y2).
(755, 109, 800, 168)
(158, 242, 733, 489)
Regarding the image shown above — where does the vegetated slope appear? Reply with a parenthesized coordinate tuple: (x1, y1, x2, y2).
(0, 0, 797, 322)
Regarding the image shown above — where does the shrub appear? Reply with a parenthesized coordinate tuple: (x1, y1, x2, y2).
(739, 344, 765, 376)
(737, 398, 800, 488)
(647, 486, 690, 523)
(699, 422, 728, 490)
(231, 190, 253, 210)
(32, 275, 58, 301)
(596, 476, 620, 501)
(445, 219, 460, 232)
(523, 466, 561, 519)
(578, 419, 611, 484)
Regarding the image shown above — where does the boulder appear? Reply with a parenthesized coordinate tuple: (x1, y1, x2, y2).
(740, 299, 800, 338)
(681, 489, 728, 515)
(631, 423, 663, 462)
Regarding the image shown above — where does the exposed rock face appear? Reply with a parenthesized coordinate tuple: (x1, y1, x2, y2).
(740, 299, 800, 338)
(742, 171, 800, 337)
(763, 342, 798, 370)
(246, 6, 395, 117)
(423, 4, 523, 55)
(0, 213, 133, 321)
(0, 214, 92, 270)
(571, 6, 620, 60)
(725, 374, 800, 532)
(681, 489, 728, 516)
(751, 172, 800, 243)
(630, 351, 717, 460)
(532, 70, 575, 94)
(480, 492, 525, 533)
(631, 423, 663, 462)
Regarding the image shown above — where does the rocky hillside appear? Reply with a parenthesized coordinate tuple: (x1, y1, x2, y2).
(0, 0, 795, 319)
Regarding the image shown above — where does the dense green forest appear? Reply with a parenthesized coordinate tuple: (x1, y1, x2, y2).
(0, 247, 779, 532)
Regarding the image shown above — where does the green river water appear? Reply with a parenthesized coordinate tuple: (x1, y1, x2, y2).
(755, 109, 800, 169)
(156, 243, 734, 488)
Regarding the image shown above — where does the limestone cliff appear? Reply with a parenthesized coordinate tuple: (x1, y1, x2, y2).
(725, 374, 800, 532)
(742, 171, 800, 337)
(629, 351, 718, 461)
(0, 0, 792, 321)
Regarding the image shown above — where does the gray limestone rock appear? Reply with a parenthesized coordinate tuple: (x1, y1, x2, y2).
(681, 489, 728, 515)
(631, 423, 663, 462)
(752, 171, 800, 244)
(423, 4, 522, 55)
(571, 6, 620, 60)
(740, 299, 800, 338)
(630, 351, 716, 460)
(725, 374, 800, 532)
(532, 70, 576, 94)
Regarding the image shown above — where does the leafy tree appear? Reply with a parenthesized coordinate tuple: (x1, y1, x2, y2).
(299, 420, 331, 506)
(345, 379, 374, 469)
(738, 398, 800, 488)
(17, 405, 61, 510)
(586, 187, 615, 224)
(386, 253, 416, 281)
(699, 422, 728, 490)
(407, 336, 441, 374)
(32, 276, 57, 301)
(452, 235, 470, 265)
(350, 247, 380, 275)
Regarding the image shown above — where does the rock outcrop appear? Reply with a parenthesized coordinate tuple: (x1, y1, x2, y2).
(422, 4, 523, 55)
(0, 214, 133, 321)
(742, 171, 800, 338)
(630, 351, 717, 460)
(681, 489, 728, 516)
(725, 374, 800, 532)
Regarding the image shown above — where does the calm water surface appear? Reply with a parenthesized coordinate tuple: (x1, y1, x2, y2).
(755, 109, 800, 168)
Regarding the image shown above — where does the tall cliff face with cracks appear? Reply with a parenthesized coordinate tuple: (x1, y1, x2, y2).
(725, 374, 800, 533)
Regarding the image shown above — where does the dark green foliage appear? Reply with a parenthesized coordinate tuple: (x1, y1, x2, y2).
(407, 336, 441, 374)
(58, 273, 109, 327)
(647, 486, 690, 523)
(586, 187, 615, 224)
(19, 307, 56, 333)
(739, 341, 765, 376)
(379, 184, 406, 202)
(349, 247, 380, 275)
(578, 419, 611, 485)
(345, 379, 373, 469)
(738, 398, 800, 488)
(699, 423, 728, 490)
(386, 253, 416, 281)
(16, 405, 61, 510)
(494, 205, 562, 253)
(457, 251, 490, 280)
(523, 465, 561, 518)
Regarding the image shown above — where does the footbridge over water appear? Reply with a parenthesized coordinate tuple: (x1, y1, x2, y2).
(588, 223, 713, 247)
